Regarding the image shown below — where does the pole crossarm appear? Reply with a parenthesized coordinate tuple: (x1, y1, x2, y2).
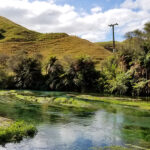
(108, 23, 118, 27)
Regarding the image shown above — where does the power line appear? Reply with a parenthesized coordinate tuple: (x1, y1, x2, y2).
(109, 23, 118, 53)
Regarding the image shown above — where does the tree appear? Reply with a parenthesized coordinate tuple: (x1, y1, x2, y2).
(7, 50, 28, 72)
(63, 57, 100, 92)
(45, 56, 64, 90)
(112, 21, 150, 96)
(133, 78, 150, 96)
(107, 71, 131, 95)
(144, 22, 150, 38)
(102, 55, 131, 95)
(0, 67, 9, 89)
(13, 57, 42, 89)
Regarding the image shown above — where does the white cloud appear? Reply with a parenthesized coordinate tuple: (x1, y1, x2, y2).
(121, 0, 137, 9)
(91, 6, 102, 14)
(0, 0, 150, 42)
(121, 0, 150, 11)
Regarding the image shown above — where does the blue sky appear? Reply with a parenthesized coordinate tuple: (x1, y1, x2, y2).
(0, 0, 150, 42)
(55, 0, 124, 12)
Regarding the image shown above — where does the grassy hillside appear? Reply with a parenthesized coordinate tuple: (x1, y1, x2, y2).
(0, 16, 111, 68)
(95, 41, 122, 52)
(0, 16, 68, 42)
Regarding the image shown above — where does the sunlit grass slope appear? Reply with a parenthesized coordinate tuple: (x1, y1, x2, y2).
(95, 41, 122, 52)
(0, 16, 68, 42)
(0, 16, 111, 67)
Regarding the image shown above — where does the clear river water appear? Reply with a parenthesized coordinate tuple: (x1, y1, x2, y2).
(0, 91, 150, 150)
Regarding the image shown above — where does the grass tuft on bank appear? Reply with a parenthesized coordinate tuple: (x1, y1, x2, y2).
(0, 121, 37, 145)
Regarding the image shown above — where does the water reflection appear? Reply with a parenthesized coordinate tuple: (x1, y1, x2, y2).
(1, 111, 124, 150)
(0, 93, 150, 149)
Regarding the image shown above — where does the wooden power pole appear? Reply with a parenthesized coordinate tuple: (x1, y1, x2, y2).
(109, 23, 118, 53)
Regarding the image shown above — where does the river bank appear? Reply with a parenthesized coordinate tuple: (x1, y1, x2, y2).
(0, 90, 150, 111)
(0, 116, 37, 145)
(0, 117, 12, 127)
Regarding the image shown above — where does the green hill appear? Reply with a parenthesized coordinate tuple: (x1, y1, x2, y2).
(0, 16, 68, 42)
(95, 41, 122, 52)
(0, 16, 111, 68)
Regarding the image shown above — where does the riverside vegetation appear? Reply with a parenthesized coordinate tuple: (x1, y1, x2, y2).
(1, 22, 150, 96)
(0, 121, 37, 145)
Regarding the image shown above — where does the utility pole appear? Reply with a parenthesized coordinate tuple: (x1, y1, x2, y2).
(109, 23, 118, 53)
